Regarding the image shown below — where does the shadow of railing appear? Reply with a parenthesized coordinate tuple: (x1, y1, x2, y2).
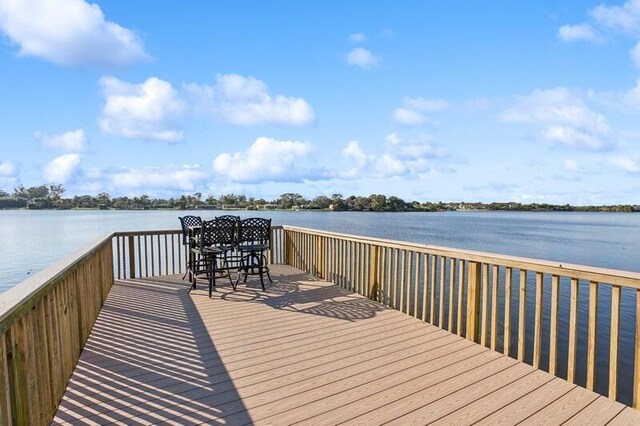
(53, 278, 252, 425)
(219, 269, 387, 322)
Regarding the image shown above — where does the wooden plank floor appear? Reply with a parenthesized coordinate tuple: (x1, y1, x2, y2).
(53, 265, 640, 425)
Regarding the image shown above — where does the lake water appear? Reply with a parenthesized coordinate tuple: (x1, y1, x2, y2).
(2, 209, 639, 292)
(1, 209, 640, 403)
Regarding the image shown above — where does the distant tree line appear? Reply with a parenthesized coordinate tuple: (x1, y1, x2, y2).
(0, 185, 638, 212)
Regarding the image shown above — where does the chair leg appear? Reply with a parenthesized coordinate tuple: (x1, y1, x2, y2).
(223, 257, 234, 288)
(258, 253, 272, 284)
(208, 255, 217, 298)
(182, 247, 189, 280)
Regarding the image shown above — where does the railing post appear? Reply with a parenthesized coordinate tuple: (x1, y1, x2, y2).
(466, 261, 481, 343)
(368, 245, 379, 301)
(128, 236, 136, 279)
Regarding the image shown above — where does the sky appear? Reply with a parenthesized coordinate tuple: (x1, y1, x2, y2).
(1, 0, 640, 204)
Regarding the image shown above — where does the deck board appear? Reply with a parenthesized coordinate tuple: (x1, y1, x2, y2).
(53, 265, 640, 425)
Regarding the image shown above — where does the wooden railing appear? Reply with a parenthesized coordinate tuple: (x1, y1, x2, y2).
(7, 223, 638, 423)
(112, 226, 286, 280)
(282, 225, 640, 407)
(112, 230, 184, 280)
(0, 234, 113, 425)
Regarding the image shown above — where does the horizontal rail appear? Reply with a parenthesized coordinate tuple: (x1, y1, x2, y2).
(0, 233, 114, 425)
(282, 225, 640, 288)
(282, 225, 640, 408)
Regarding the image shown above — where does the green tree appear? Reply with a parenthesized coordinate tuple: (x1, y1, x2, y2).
(97, 192, 111, 208)
(369, 194, 387, 211)
(278, 193, 305, 209)
(312, 195, 331, 209)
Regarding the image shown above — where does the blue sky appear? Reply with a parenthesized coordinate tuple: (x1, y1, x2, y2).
(1, 0, 640, 204)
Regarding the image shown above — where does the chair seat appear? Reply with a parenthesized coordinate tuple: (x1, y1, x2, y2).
(238, 243, 269, 252)
(201, 246, 226, 255)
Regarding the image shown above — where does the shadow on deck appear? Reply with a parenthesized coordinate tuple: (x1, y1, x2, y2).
(53, 265, 640, 425)
(53, 276, 253, 424)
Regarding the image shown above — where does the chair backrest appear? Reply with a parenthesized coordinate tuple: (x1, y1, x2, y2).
(200, 218, 236, 248)
(217, 215, 240, 244)
(179, 215, 202, 245)
(237, 217, 271, 247)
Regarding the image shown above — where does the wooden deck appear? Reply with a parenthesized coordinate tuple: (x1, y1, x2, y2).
(52, 265, 640, 425)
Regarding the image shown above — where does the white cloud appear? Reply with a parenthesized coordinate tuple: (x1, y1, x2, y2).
(385, 132, 443, 160)
(393, 96, 449, 126)
(393, 108, 426, 125)
(34, 129, 87, 152)
(99, 76, 185, 142)
(557, 24, 601, 42)
(185, 74, 314, 126)
(610, 155, 640, 172)
(342, 142, 405, 178)
(625, 78, 640, 105)
(404, 97, 449, 113)
(213, 137, 326, 183)
(591, 78, 640, 109)
(563, 159, 579, 172)
(43, 153, 81, 183)
(0, 0, 148, 67)
(346, 47, 379, 68)
(0, 161, 17, 177)
(632, 40, 640, 67)
(341, 134, 443, 179)
(590, 0, 640, 34)
(106, 165, 208, 191)
(342, 140, 367, 167)
(348, 33, 366, 42)
(502, 87, 614, 151)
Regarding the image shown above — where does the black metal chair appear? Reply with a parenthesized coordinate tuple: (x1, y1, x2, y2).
(178, 215, 202, 281)
(190, 218, 236, 297)
(235, 217, 272, 290)
(216, 214, 241, 265)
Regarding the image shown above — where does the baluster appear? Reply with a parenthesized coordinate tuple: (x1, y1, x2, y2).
(609, 284, 621, 400)
(414, 252, 420, 319)
(429, 255, 436, 324)
(399, 250, 406, 312)
(481, 263, 489, 346)
(517, 269, 527, 361)
(586, 281, 598, 391)
(448, 258, 455, 331)
(568, 278, 579, 382)
(405, 251, 412, 314)
(128, 235, 136, 279)
(549, 275, 559, 375)
(635, 289, 640, 408)
(533, 272, 543, 368)
(490, 265, 499, 351)
(421, 253, 428, 322)
(439, 257, 445, 327)
(504, 267, 513, 356)
(457, 260, 464, 336)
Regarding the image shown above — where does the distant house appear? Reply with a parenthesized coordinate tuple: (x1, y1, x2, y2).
(258, 204, 278, 210)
